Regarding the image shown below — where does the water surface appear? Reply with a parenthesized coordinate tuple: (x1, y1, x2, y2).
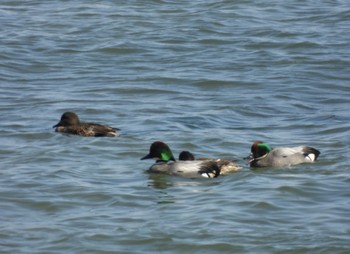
(1, 1, 350, 253)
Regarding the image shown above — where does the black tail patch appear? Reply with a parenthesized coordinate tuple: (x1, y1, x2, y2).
(303, 147, 320, 161)
(198, 161, 221, 178)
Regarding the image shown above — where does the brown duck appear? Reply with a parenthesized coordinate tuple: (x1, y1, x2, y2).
(53, 112, 119, 137)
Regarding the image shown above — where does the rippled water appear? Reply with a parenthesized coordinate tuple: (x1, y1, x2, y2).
(1, 1, 350, 253)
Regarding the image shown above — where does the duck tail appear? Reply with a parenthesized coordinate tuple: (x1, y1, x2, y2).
(303, 147, 320, 161)
(198, 161, 221, 178)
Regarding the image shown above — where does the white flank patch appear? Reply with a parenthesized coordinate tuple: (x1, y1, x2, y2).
(306, 154, 315, 161)
(200, 173, 215, 178)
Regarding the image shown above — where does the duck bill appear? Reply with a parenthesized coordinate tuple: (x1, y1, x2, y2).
(141, 153, 153, 160)
(52, 122, 60, 128)
(244, 153, 254, 163)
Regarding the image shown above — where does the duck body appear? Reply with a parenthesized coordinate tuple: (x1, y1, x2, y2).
(148, 160, 220, 178)
(53, 112, 119, 137)
(141, 142, 221, 178)
(179, 151, 240, 175)
(248, 141, 320, 167)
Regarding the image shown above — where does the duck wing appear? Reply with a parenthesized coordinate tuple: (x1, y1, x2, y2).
(81, 123, 119, 137)
(271, 146, 320, 163)
(170, 161, 221, 178)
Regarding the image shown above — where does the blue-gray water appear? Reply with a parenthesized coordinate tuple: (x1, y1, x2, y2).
(1, 1, 350, 253)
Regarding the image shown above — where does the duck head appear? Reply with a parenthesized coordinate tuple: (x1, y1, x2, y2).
(246, 141, 273, 162)
(141, 141, 176, 162)
(178, 151, 195, 161)
(53, 112, 80, 128)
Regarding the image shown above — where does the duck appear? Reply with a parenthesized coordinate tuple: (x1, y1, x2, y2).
(246, 141, 320, 167)
(178, 151, 241, 175)
(141, 141, 221, 178)
(178, 151, 195, 161)
(53, 112, 119, 137)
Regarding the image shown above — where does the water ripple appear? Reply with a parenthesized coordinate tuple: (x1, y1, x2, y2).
(1, 0, 350, 253)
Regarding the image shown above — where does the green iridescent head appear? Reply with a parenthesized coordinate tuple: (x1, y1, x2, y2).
(141, 141, 176, 162)
(252, 141, 273, 158)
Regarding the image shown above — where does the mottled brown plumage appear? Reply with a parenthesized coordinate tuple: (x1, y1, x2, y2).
(53, 112, 119, 137)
